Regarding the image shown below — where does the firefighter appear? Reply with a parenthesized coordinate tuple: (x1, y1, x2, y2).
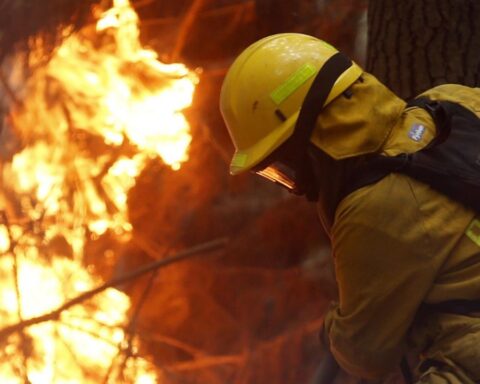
(219, 33, 480, 383)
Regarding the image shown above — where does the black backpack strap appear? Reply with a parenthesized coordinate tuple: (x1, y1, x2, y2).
(341, 97, 480, 202)
(424, 299, 480, 316)
(342, 154, 411, 198)
(407, 97, 479, 146)
(406, 97, 451, 147)
(400, 356, 414, 384)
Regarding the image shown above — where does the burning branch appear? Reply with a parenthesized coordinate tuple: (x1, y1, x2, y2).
(141, 2, 255, 28)
(0, 237, 228, 341)
(0, 1, 202, 381)
(103, 257, 160, 383)
(1, 212, 30, 383)
(157, 317, 324, 372)
(170, 0, 210, 61)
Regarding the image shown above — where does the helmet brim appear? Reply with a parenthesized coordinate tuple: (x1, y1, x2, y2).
(230, 111, 298, 175)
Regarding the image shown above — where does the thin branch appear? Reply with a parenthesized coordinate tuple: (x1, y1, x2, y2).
(55, 326, 91, 378)
(141, 1, 254, 28)
(162, 317, 324, 373)
(170, 0, 210, 62)
(1, 213, 22, 320)
(58, 320, 120, 347)
(131, 0, 156, 8)
(131, 231, 168, 260)
(104, 267, 159, 383)
(199, 122, 231, 165)
(12, 245, 30, 384)
(140, 331, 207, 358)
(1, 211, 30, 383)
(0, 237, 228, 341)
(166, 354, 245, 371)
(60, 313, 124, 330)
(123, 269, 157, 353)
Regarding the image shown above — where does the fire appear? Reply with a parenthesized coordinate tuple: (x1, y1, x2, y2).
(8, 0, 197, 240)
(0, 251, 155, 383)
(0, 0, 198, 382)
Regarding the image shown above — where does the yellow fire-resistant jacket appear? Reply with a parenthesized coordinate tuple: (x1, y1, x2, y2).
(317, 74, 480, 381)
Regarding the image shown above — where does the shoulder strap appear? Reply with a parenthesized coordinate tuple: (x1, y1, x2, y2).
(407, 97, 478, 147)
(341, 97, 476, 200)
(406, 97, 451, 147)
(424, 299, 480, 316)
(342, 154, 410, 198)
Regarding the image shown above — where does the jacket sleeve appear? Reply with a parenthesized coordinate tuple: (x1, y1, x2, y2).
(323, 174, 444, 379)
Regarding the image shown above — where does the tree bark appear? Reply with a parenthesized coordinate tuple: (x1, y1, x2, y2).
(367, 0, 480, 99)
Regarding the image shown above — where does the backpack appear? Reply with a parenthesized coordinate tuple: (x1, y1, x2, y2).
(339, 96, 480, 383)
(342, 96, 480, 213)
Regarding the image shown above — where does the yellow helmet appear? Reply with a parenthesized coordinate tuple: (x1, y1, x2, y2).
(220, 33, 363, 176)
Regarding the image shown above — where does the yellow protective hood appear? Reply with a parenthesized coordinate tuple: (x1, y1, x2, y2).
(310, 72, 406, 159)
(311, 73, 406, 232)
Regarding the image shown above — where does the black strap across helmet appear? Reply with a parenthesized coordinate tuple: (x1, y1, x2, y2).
(253, 52, 356, 199)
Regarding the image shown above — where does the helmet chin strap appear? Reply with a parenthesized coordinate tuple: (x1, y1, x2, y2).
(284, 52, 354, 202)
(253, 53, 355, 200)
(291, 146, 319, 202)
(302, 165, 320, 202)
(291, 52, 354, 145)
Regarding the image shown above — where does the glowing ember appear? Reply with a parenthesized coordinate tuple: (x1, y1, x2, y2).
(0, 0, 198, 382)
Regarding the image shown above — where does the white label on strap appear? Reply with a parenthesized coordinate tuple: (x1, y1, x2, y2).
(408, 123, 426, 142)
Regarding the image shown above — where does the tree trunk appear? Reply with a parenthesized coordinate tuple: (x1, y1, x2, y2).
(367, 0, 480, 100)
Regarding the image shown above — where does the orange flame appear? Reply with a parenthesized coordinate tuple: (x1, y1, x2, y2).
(0, 0, 198, 382)
(8, 0, 198, 239)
